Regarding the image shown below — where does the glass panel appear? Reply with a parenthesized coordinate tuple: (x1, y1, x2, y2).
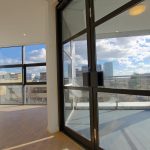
(63, 34, 88, 87)
(96, 1, 150, 90)
(0, 86, 23, 104)
(95, 1, 148, 35)
(98, 92, 150, 150)
(64, 89, 90, 139)
(0, 68, 22, 83)
(25, 44, 46, 64)
(94, 0, 130, 21)
(26, 66, 46, 82)
(62, 0, 86, 41)
(25, 85, 47, 104)
(0, 47, 22, 65)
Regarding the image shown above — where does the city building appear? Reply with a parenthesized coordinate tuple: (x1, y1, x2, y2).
(0, 0, 150, 150)
(103, 62, 113, 78)
(40, 72, 46, 81)
(26, 73, 36, 81)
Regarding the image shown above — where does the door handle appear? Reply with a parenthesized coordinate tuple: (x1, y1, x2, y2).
(97, 71, 104, 86)
(83, 72, 90, 86)
(83, 71, 104, 87)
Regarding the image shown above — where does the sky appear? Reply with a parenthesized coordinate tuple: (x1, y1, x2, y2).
(64, 34, 150, 77)
(96, 35, 150, 76)
(0, 44, 46, 74)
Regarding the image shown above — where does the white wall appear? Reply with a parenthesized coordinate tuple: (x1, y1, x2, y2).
(46, 0, 59, 133)
(0, 0, 48, 47)
(0, 0, 59, 133)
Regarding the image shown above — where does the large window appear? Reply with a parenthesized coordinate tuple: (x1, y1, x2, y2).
(0, 44, 47, 105)
(25, 44, 46, 64)
(58, 0, 150, 150)
(0, 47, 22, 65)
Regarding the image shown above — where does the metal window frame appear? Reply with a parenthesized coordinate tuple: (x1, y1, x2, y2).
(0, 45, 47, 105)
(57, 0, 146, 149)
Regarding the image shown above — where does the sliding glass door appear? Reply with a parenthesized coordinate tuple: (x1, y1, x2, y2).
(94, 0, 150, 149)
(57, 0, 150, 149)
(59, 0, 94, 149)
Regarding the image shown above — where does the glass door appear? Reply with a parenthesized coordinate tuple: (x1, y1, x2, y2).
(94, 0, 150, 149)
(60, 0, 95, 149)
(57, 0, 150, 149)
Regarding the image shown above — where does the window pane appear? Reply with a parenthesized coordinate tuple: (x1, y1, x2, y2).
(25, 85, 47, 104)
(26, 66, 46, 82)
(0, 68, 22, 83)
(98, 92, 150, 150)
(0, 85, 23, 104)
(95, 1, 148, 35)
(63, 34, 88, 87)
(96, 1, 150, 90)
(94, 0, 130, 21)
(0, 47, 22, 65)
(62, 0, 86, 41)
(64, 89, 90, 139)
(25, 44, 46, 64)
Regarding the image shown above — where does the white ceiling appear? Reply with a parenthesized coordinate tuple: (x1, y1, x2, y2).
(0, 0, 48, 47)
(96, 0, 150, 38)
(63, 0, 150, 40)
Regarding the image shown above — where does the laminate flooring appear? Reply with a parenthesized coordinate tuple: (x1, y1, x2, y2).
(0, 105, 83, 150)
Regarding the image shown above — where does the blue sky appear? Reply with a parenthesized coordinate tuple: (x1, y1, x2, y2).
(64, 34, 150, 77)
(0, 44, 46, 74)
(25, 44, 46, 63)
(96, 35, 150, 76)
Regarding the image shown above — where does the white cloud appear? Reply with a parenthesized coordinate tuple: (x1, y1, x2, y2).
(63, 35, 150, 75)
(0, 55, 21, 65)
(118, 58, 132, 66)
(96, 35, 150, 64)
(27, 48, 46, 63)
(27, 66, 46, 75)
(74, 55, 88, 67)
(96, 35, 150, 76)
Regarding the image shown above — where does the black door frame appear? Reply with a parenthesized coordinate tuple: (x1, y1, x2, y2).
(56, 0, 144, 149)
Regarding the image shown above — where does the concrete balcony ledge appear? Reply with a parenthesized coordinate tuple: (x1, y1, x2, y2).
(65, 102, 150, 110)
(117, 102, 150, 110)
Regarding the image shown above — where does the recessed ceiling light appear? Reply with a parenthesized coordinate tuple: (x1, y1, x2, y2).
(115, 30, 119, 33)
(23, 33, 27, 36)
(129, 4, 146, 16)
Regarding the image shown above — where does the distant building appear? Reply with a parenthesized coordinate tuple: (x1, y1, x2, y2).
(76, 64, 102, 77)
(0, 72, 22, 81)
(82, 65, 88, 72)
(40, 72, 46, 81)
(76, 65, 89, 78)
(9, 73, 22, 80)
(26, 73, 36, 81)
(76, 68, 82, 77)
(0, 72, 6, 79)
(81, 65, 102, 72)
(103, 62, 113, 78)
(97, 64, 102, 72)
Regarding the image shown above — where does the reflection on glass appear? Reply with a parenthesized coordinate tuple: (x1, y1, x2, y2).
(62, 0, 86, 40)
(25, 85, 47, 104)
(64, 89, 90, 139)
(63, 34, 88, 87)
(0, 86, 22, 104)
(95, 1, 149, 35)
(94, 0, 130, 21)
(0, 47, 22, 65)
(96, 35, 150, 90)
(25, 44, 46, 64)
(98, 92, 150, 150)
(26, 66, 46, 82)
(96, 0, 150, 90)
(0, 68, 22, 83)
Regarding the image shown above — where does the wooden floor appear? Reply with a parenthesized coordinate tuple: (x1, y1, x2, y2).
(0, 105, 83, 150)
